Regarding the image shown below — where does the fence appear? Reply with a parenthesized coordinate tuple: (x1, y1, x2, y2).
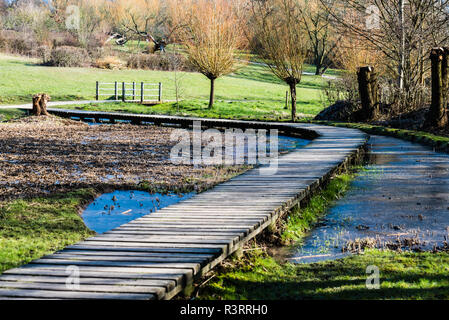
(95, 81, 162, 103)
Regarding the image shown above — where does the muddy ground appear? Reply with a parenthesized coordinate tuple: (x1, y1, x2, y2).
(0, 116, 248, 200)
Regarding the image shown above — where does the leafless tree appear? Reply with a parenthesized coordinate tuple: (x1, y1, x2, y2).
(321, 0, 449, 112)
(180, 0, 245, 109)
(301, 0, 339, 75)
(249, 0, 308, 121)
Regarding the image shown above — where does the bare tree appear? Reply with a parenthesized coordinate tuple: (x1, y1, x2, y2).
(180, 0, 245, 109)
(301, 0, 339, 75)
(322, 0, 449, 112)
(107, 0, 183, 53)
(249, 0, 308, 121)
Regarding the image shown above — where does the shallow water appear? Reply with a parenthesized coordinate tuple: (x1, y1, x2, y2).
(290, 135, 449, 264)
(82, 190, 196, 234)
(81, 134, 310, 234)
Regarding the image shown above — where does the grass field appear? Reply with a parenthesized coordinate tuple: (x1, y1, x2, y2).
(0, 53, 328, 117)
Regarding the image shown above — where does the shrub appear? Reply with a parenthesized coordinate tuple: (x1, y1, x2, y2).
(0, 30, 35, 56)
(47, 46, 90, 67)
(95, 55, 125, 70)
(37, 45, 51, 64)
(127, 53, 194, 71)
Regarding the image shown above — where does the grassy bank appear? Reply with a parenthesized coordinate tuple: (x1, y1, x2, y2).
(197, 171, 449, 300)
(0, 189, 96, 274)
(198, 249, 449, 300)
(53, 100, 296, 121)
(0, 53, 325, 116)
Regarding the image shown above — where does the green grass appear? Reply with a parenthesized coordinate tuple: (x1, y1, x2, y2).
(0, 53, 326, 116)
(198, 171, 449, 300)
(281, 173, 354, 244)
(199, 249, 449, 300)
(0, 189, 96, 274)
(57, 100, 296, 121)
(0, 108, 27, 122)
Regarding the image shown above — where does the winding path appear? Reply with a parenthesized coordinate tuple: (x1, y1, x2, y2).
(0, 113, 367, 300)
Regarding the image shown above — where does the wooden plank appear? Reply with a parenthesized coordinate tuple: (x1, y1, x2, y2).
(56, 249, 216, 259)
(30, 259, 202, 273)
(65, 244, 223, 254)
(0, 281, 165, 298)
(41, 254, 213, 264)
(0, 288, 154, 300)
(0, 274, 175, 291)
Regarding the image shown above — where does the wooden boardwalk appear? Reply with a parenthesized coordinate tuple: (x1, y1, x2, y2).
(0, 114, 367, 300)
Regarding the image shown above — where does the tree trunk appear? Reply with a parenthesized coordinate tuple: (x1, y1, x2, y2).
(357, 66, 379, 121)
(208, 78, 215, 109)
(425, 48, 448, 128)
(289, 83, 297, 122)
(32, 93, 50, 116)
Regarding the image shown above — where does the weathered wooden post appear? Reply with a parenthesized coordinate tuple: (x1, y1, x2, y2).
(158, 82, 162, 102)
(425, 47, 448, 128)
(357, 66, 379, 121)
(141, 82, 145, 103)
(122, 82, 126, 102)
(132, 82, 136, 101)
(95, 81, 99, 101)
(32, 93, 50, 116)
(114, 81, 118, 100)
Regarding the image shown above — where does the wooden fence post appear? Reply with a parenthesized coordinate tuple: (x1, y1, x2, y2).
(114, 81, 118, 100)
(158, 82, 162, 102)
(122, 82, 126, 102)
(357, 66, 379, 121)
(132, 82, 136, 101)
(141, 82, 144, 103)
(425, 47, 448, 128)
(96, 81, 99, 101)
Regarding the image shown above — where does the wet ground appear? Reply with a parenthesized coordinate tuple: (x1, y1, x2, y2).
(80, 134, 309, 234)
(82, 190, 196, 234)
(290, 135, 449, 263)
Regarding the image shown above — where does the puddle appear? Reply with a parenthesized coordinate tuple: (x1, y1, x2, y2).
(289, 135, 449, 264)
(73, 118, 311, 234)
(82, 190, 196, 234)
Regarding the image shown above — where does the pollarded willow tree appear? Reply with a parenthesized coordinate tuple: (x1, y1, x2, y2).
(180, 0, 245, 109)
(249, 0, 308, 121)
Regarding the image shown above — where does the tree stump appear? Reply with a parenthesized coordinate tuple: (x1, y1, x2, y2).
(424, 47, 448, 128)
(357, 66, 379, 121)
(32, 93, 51, 116)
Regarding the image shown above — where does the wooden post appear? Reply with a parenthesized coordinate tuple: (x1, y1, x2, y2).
(158, 82, 162, 102)
(122, 82, 126, 102)
(141, 82, 144, 103)
(425, 47, 448, 128)
(357, 66, 379, 121)
(132, 82, 136, 101)
(96, 81, 99, 101)
(114, 81, 118, 100)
